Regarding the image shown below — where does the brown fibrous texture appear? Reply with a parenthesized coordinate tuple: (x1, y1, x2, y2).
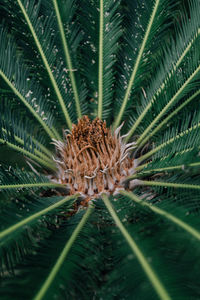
(52, 116, 136, 203)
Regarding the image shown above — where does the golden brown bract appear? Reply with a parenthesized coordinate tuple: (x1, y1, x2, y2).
(52, 116, 136, 204)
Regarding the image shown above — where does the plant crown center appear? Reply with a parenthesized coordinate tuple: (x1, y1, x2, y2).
(52, 116, 136, 203)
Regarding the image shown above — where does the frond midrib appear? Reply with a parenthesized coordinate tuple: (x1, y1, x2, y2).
(138, 121, 200, 163)
(2, 128, 53, 164)
(98, 0, 104, 119)
(0, 137, 56, 171)
(16, 0, 72, 129)
(137, 63, 200, 146)
(0, 70, 55, 140)
(138, 88, 200, 148)
(52, 0, 82, 119)
(126, 28, 200, 141)
(114, 0, 160, 129)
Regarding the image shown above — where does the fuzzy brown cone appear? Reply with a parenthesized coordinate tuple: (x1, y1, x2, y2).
(52, 116, 136, 203)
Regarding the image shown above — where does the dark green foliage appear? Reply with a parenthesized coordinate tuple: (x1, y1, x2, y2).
(0, 0, 200, 299)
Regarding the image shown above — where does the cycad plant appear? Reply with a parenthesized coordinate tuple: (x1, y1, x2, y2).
(0, 0, 200, 299)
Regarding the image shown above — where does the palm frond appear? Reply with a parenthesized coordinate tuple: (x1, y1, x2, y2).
(52, 0, 83, 119)
(0, 99, 53, 162)
(138, 110, 200, 163)
(0, 27, 57, 140)
(102, 194, 171, 300)
(133, 148, 200, 177)
(114, 0, 177, 129)
(137, 61, 200, 146)
(1, 0, 86, 128)
(126, 0, 200, 139)
(0, 125, 55, 171)
(137, 88, 200, 147)
(78, 0, 122, 122)
(0, 194, 76, 275)
(0, 165, 61, 194)
(139, 179, 200, 191)
(0, 206, 104, 300)
(101, 194, 200, 299)
(120, 190, 200, 240)
(34, 205, 93, 300)
(16, 0, 73, 128)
